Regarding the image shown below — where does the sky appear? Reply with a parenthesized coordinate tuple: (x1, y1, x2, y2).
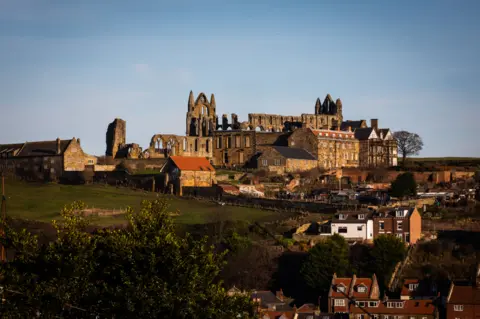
(0, 0, 479, 157)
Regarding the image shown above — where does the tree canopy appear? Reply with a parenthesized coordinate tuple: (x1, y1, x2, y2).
(391, 172, 417, 198)
(371, 234, 407, 287)
(300, 234, 349, 293)
(0, 200, 254, 318)
(393, 131, 424, 166)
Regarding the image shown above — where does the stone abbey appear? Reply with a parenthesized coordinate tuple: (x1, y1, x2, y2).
(106, 91, 398, 170)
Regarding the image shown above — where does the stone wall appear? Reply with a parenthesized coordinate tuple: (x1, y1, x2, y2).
(286, 158, 318, 173)
(64, 138, 87, 171)
(180, 170, 216, 187)
(116, 158, 168, 171)
(212, 130, 256, 167)
(106, 118, 126, 158)
(11, 156, 64, 181)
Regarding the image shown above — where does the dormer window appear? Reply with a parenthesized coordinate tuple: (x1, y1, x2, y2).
(358, 214, 365, 220)
(337, 284, 346, 293)
(409, 284, 419, 291)
(395, 302, 404, 308)
(387, 302, 394, 308)
(339, 214, 346, 220)
(395, 210, 404, 218)
(357, 285, 367, 293)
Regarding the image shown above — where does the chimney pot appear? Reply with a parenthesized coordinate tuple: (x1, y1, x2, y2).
(56, 138, 61, 154)
(371, 119, 379, 131)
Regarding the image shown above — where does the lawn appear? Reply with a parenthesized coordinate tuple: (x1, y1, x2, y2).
(1, 179, 284, 226)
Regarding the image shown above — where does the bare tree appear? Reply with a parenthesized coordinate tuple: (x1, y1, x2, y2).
(393, 131, 424, 167)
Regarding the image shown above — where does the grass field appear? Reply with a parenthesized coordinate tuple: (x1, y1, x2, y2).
(1, 179, 284, 226)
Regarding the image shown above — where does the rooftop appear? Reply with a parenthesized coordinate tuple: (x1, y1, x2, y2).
(169, 156, 214, 172)
(272, 146, 316, 160)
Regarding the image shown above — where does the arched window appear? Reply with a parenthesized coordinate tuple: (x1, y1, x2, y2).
(206, 139, 210, 152)
(194, 139, 199, 152)
(156, 139, 164, 151)
(183, 138, 187, 151)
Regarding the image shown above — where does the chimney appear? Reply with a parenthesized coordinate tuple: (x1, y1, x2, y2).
(347, 126, 352, 132)
(77, 138, 81, 146)
(276, 289, 284, 301)
(56, 138, 61, 154)
(371, 119, 378, 131)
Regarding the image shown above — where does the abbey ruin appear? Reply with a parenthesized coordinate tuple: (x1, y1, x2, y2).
(105, 91, 398, 170)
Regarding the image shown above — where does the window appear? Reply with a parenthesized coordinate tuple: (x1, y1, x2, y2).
(369, 302, 378, 307)
(87, 160, 94, 164)
(227, 137, 232, 148)
(395, 302, 404, 308)
(397, 221, 403, 231)
(454, 305, 464, 311)
(274, 159, 281, 166)
(337, 285, 346, 293)
(334, 299, 345, 307)
(358, 214, 365, 220)
(338, 227, 348, 234)
(387, 302, 394, 308)
(357, 315, 365, 319)
(235, 135, 241, 147)
(384, 316, 390, 319)
(217, 137, 222, 149)
(409, 284, 419, 291)
(379, 221, 385, 231)
(357, 301, 366, 307)
(357, 286, 366, 293)
(194, 139, 199, 152)
(245, 136, 251, 148)
(262, 159, 268, 167)
(396, 210, 405, 217)
(357, 226, 363, 231)
(339, 214, 346, 220)
(396, 234, 403, 239)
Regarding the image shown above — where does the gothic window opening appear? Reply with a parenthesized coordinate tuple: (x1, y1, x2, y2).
(156, 139, 164, 152)
(245, 136, 251, 147)
(194, 139, 199, 152)
(206, 139, 210, 153)
(227, 137, 232, 148)
(183, 138, 187, 151)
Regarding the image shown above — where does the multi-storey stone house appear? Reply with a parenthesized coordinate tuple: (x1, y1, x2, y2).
(330, 211, 374, 242)
(0, 138, 96, 181)
(256, 146, 317, 174)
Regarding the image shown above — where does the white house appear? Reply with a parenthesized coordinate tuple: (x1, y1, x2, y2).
(330, 211, 374, 241)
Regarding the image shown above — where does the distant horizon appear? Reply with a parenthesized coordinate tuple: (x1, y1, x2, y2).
(1, 0, 479, 157)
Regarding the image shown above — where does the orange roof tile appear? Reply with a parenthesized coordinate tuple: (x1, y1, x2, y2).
(349, 300, 436, 315)
(169, 156, 214, 172)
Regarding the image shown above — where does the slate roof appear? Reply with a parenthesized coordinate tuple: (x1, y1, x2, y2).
(0, 143, 24, 154)
(340, 120, 366, 131)
(354, 128, 375, 140)
(169, 156, 214, 172)
(0, 140, 72, 157)
(332, 211, 373, 224)
(373, 207, 416, 219)
(273, 146, 316, 160)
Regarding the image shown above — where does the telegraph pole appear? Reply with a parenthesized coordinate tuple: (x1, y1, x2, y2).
(1, 173, 6, 262)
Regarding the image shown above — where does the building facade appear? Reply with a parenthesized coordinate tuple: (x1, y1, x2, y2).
(256, 146, 318, 174)
(372, 207, 422, 244)
(0, 138, 95, 181)
(330, 212, 374, 242)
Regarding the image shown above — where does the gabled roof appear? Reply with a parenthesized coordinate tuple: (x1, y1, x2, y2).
(0, 140, 73, 157)
(330, 277, 352, 298)
(373, 207, 416, 219)
(272, 146, 316, 160)
(169, 156, 214, 172)
(354, 128, 376, 140)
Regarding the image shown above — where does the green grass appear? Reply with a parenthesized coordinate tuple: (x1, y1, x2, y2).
(131, 169, 163, 175)
(2, 179, 283, 226)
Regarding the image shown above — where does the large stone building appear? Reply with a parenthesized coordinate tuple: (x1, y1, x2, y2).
(0, 138, 96, 181)
(105, 91, 397, 172)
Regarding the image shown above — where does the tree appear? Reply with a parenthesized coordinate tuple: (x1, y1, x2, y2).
(391, 172, 417, 199)
(300, 234, 350, 293)
(371, 235, 407, 288)
(0, 200, 255, 318)
(393, 131, 424, 166)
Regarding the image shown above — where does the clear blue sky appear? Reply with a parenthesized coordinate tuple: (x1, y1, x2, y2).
(1, 0, 479, 157)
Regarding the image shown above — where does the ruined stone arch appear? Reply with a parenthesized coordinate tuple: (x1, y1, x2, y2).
(150, 134, 167, 150)
(195, 92, 208, 105)
(255, 126, 265, 132)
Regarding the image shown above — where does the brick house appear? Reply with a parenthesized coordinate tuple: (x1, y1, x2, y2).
(349, 298, 438, 319)
(400, 279, 438, 300)
(256, 146, 317, 174)
(328, 274, 381, 314)
(446, 265, 480, 319)
(0, 137, 95, 181)
(161, 156, 216, 196)
(372, 207, 422, 244)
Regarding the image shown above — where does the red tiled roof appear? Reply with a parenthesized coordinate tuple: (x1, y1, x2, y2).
(169, 156, 214, 172)
(449, 285, 480, 304)
(262, 311, 295, 319)
(351, 278, 373, 298)
(331, 278, 352, 297)
(401, 279, 419, 297)
(349, 300, 436, 315)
